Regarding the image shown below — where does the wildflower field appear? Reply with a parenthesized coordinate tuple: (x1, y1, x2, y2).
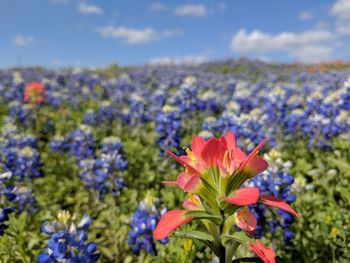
(0, 61, 349, 262)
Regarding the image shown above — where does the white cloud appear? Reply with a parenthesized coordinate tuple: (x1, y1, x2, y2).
(148, 55, 208, 65)
(150, 2, 166, 12)
(336, 21, 350, 35)
(292, 46, 333, 63)
(174, 4, 208, 17)
(230, 29, 335, 63)
(331, 0, 350, 20)
(331, 0, 350, 35)
(98, 26, 180, 44)
(78, 3, 103, 15)
(299, 11, 313, 21)
(13, 35, 35, 46)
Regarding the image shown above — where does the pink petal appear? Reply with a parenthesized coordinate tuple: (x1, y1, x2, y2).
(191, 136, 206, 160)
(224, 187, 260, 206)
(219, 135, 227, 148)
(182, 195, 202, 210)
(166, 150, 200, 175)
(248, 138, 268, 159)
(233, 147, 247, 168)
(249, 240, 276, 263)
(261, 195, 300, 218)
(153, 210, 192, 240)
(201, 138, 226, 166)
(163, 172, 202, 193)
(166, 150, 187, 166)
(225, 131, 236, 152)
(243, 156, 268, 178)
(236, 211, 257, 234)
(178, 172, 201, 193)
(240, 138, 268, 169)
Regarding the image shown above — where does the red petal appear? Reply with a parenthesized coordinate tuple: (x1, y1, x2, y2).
(166, 150, 187, 166)
(201, 138, 226, 166)
(249, 240, 276, 263)
(261, 195, 300, 218)
(177, 172, 201, 193)
(182, 195, 202, 210)
(243, 156, 268, 178)
(233, 147, 247, 168)
(219, 135, 227, 148)
(191, 136, 206, 160)
(241, 138, 268, 168)
(153, 210, 192, 240)
(236, 211, 257, 234)
(225, 131, 236, 152)
(224, 187, 260, 205)
(249, 138, 268, 158)
(166, 150, 200, 175)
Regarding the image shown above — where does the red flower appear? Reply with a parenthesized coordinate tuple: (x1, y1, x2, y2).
(162, 171, 202, 193)
(249, 240, 276, 263)
(24, 82, 45, 104)
(223, 187, 260, 205)
(235, 207, 257, 235)
(153, 195, 202, 240)
(224, 188, 300, 218)
(261, 194, 300, 218)
(153, 210, 192, 240)
(166, 131, 268, 179)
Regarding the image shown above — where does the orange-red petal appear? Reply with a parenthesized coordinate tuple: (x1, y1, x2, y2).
(166, 150, 200, 175)
(224, 131, 236, 152)
(224, 187, 260, 206)
(201, 138, 226, 166)
(191, 136, 206, 160)
(235, 209, 257, 234)
(153, 210, 192, 240)
(243, 156, 268, 178)
(261, 194, 300, 218)
(182, 195, 202, 210)
(249, 240, 276, 263)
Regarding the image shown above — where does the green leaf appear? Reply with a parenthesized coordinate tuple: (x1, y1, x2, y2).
(231, 257, 263, 262)
(172, 229, 214, 242)
(221, 232, 254, 247)
(185, 210, 223, 224)
(200, 175, 219, 198)
(172, 229, 219, 255)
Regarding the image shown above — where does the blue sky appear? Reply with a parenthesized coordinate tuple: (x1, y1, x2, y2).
(1, 0, 350, 67)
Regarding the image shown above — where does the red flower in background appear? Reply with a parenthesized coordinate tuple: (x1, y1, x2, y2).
(24, 82, 45, 104)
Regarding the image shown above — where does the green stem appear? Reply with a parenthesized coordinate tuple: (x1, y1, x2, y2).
(219, 244, 226, 263)
(226, 242, 240, 263)
(219, 209, 226, 263)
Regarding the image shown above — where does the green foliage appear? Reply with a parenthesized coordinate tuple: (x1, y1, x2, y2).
(0, 91, 349, 262)
(281, 139, 350, 262)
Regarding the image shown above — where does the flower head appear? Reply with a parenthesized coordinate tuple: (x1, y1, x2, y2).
(24, 82, 45, 104)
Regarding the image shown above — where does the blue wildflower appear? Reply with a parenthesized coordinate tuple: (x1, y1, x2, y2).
(39, 212, 100, 263)
(128, 193, 168, 255)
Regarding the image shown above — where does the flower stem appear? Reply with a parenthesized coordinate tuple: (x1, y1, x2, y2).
(219, 209, 226, 263)
(219, 244, 226, 263)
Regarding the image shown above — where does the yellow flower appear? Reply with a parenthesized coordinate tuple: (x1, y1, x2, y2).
(330, 227, 338, 238)
(183, 239, 193, 253)
(58, 210, 71, 225)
